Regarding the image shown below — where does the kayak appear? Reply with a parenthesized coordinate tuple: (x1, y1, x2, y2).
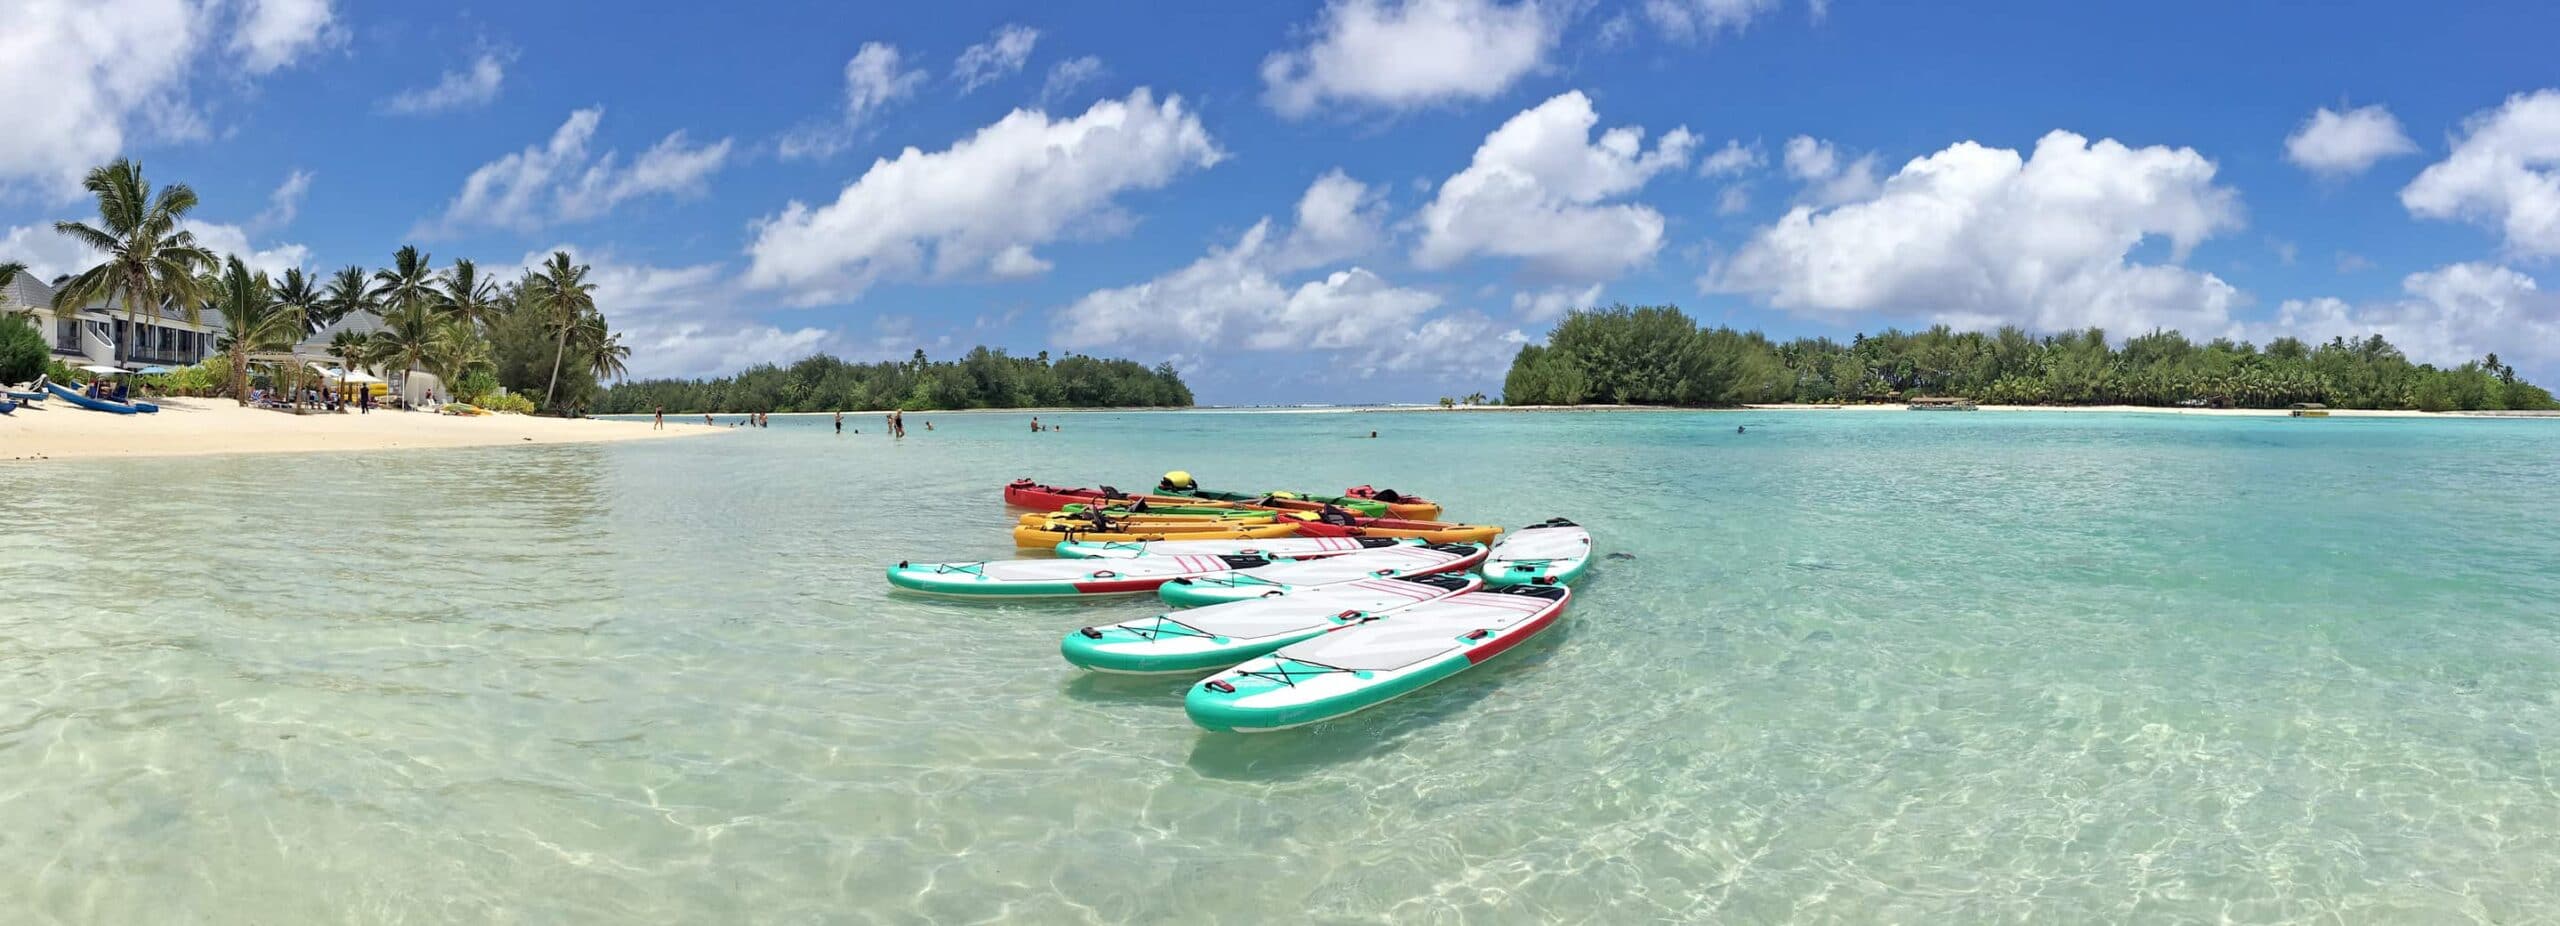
(1012, 521, 1300, 547)
(1482, 518, 1593, 587)
(1025, 508, 1277, 525)
(1004, 479, 1223, 512)
(1024, 517, 1282, 536)
(1157, 542, 1487, 608)
(1159, 487, 1391, 518)
(888, 552, 1274, 597)
(1338, 486, 1443, 521)
(1026, 512, 1276, 531)
(1186, 585, 1572, 732)
(1060, 573, 1482, 675)
(1056, 536, 1423, 560)
(1289, 516, 1503, 545)
(1053, 502, 1271, 520)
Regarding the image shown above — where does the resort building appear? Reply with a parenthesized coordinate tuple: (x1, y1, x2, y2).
(0, 273, 224, 370)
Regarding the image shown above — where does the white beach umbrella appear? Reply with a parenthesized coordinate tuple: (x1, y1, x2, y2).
(342, 371, 384, 384)
(79, 364, 126, 375)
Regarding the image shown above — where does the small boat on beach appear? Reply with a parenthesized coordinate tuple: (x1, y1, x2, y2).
(2289, 403, 2330, 418)
(45, 381, 155, 414)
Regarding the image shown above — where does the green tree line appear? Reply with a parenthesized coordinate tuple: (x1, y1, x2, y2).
(595, 347, 1193, 414)
(2, 159, 628, 413)
(1504, 305, 2558, 412)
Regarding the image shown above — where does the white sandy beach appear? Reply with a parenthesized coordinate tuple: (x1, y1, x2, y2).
(2, 396, 714, 462)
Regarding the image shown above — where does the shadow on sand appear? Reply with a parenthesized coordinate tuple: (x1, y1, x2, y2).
(1180, 621, 1579, 782)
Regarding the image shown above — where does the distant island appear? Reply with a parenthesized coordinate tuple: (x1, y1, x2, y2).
(1503, 306, 2558, 412)
(594, 348, 1192, 414)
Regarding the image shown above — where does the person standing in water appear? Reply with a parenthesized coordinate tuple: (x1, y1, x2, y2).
(834, 410, 843, 434)
(1030, 417, 1042, 433)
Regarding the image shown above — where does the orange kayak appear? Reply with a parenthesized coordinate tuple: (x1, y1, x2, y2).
(1013, 521, 1300, 548)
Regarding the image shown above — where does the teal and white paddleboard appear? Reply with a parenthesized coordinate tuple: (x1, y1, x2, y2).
(1186, 585, 1573, 732)
(1155, 543, 1487, 608)
(1482, 518, 1592, 587)
(1055, 535, 1422, 560)
(886, 553, 1269, 598)
(1060, 573, 1481, 675)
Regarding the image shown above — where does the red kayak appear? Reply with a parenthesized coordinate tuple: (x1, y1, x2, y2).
(1004, 479, 1226, 511)
(1340, 485, 1444, 520)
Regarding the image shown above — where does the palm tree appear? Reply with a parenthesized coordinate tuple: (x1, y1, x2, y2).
(369, 245, 442, 319)
(50, 159, 215, 364)
(366, 301, 439, 404)
(583, 320, 630, 385)
(272, 267, 325, 338)
(422, 319, 491, 397)
(0, 261, 25, 319)
(440, 258, 500, 332)
(523, 251, 596, 411)
(328, 329, 370, 377)
(319, 264, 373, 333)
(204, 257, 302, 405)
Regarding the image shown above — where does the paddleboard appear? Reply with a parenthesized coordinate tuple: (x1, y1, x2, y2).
(1186, 584, 1571, 732)
(1055, 536, 1421, 560)
(1482, 518, 1592, 587)
(1060, 573, 1481, 675)
(887, 553, 1271, 598)
(1156, 542, 1487, 608)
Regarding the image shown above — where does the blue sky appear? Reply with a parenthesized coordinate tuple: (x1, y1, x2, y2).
(5, 0, 2559, 403)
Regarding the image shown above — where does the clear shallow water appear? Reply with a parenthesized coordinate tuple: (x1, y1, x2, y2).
(4, 409, 2559, 923)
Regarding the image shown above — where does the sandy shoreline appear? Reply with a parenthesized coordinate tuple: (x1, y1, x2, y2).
(3, 396, 714, 462)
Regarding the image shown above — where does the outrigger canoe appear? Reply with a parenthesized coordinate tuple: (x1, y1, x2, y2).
(1012, 521, 1299, 548)
(1482, 519, 1592, 587)
(1157, 542, 1487, 607)
(1186, 585, 1571, 732)
(1056, 536, 1423, 560)
(46, 381, 155, 414)
(1061, 573, 1482, 675)
(888, 553, 1277, 598)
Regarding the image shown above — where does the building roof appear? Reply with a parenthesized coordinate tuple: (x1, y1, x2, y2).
(2, 273, 55, 312)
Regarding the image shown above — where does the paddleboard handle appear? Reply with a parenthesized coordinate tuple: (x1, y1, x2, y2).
(1205, 680, 1235, 693)
(1467, 630, 1490, 640)
(1091, 570, 1117, 578)
(1079, 627, 1103, 638)
(897, 560, 909, 568)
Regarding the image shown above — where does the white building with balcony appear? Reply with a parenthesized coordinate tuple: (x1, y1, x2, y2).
(0, 273, 224, 370)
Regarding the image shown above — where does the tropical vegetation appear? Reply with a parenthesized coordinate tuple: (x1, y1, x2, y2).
(595, 348, 1193, 414)
(1502, 305, 2558, 412)
(5, 159, 634, 413)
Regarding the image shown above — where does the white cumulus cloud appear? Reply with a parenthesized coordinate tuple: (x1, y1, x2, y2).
(1054, 220, 1441, 352)
(1697, 138, 1763, 177)
(1414, 90, 1695, 277)
(744, 89, 1222, 304)
(1276, 168, 1389, 270)
(183, 220, 311, 277)
(427, 109, 733, 234)
(252, 168, 313, 231)
(2261, 263, 2560, 369)
(1262, 0, 1556, 118)
(1713, 130, 2246, 336)
(2402, 89, 2560, 258)
(382, 51, 507, 115)
(2284, 103, 2416, 178)
(228, 0, 339, 74)
(953, 24, 1039, 94)
(778, 43, 927, 160)
(1041, 55, 1105, 104)
(1512, 282, 1603, 321)
(1781, 135, 1880, 205)
(1645, 0, 1787, 39)
(0, 0, 203, 196)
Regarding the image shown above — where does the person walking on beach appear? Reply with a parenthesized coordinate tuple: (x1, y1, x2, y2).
(834, 410, 843, 434)
(653, 405, 664, 430)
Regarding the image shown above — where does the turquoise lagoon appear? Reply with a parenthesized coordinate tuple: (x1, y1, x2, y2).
(3, 409, 2557, 921)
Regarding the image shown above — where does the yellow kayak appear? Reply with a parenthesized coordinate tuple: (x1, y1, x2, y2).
(1013, 521, 1300, 548)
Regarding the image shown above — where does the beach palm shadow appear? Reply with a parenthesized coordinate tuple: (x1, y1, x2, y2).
(1181, 622, 1578, 782)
